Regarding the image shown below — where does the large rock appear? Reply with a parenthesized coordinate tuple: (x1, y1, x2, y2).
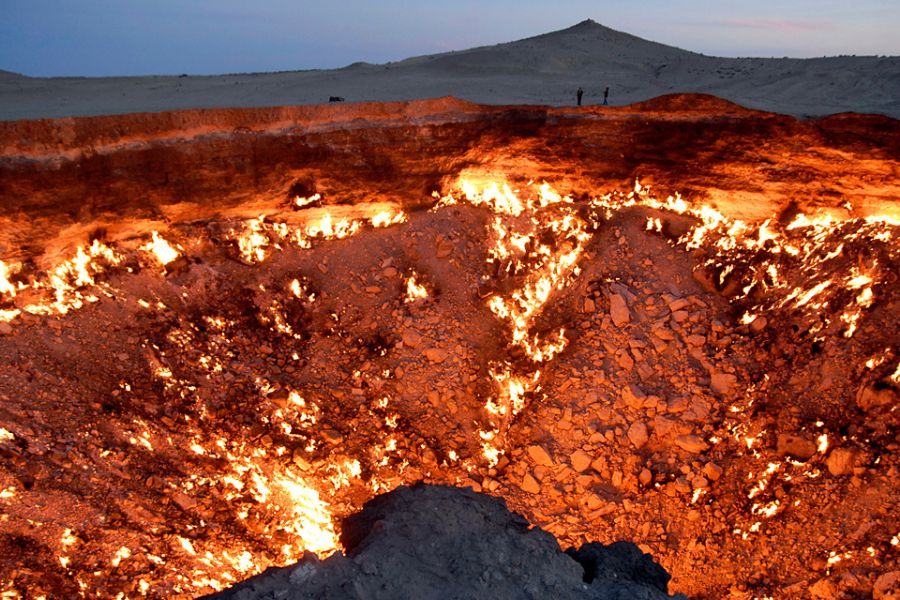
(776, 433, 817, 461)
(873, 571, 900, 600)
(609, 294, 631, 327)
(207, 484, 686, 600)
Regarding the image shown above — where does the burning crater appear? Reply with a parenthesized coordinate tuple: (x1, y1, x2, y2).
(0, 96, 898, 598)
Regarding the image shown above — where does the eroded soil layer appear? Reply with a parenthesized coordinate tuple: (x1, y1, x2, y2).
(2, 95, 898, 267)
(0, 97, 898, 599)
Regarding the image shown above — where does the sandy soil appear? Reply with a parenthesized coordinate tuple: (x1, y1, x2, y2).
(1, 20, 898, 121)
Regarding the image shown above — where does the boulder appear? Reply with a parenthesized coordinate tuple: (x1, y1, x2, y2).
(776, 433, 817, 461)
(207, 484, 685, 600)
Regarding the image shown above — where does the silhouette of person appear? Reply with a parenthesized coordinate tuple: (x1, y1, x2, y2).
(603, 87, 609, 105)
(576, 87, 583, 106)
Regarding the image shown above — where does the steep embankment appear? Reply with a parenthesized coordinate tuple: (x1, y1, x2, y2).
(1, 95, 897, 269)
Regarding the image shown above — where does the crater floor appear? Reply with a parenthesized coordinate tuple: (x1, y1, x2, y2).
(0, 97, 897, 599)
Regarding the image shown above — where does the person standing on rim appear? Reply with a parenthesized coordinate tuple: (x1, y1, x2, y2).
(603, 87, 609, 105)
(576, 87, 584, 106)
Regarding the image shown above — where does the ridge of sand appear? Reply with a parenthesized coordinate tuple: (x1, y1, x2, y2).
(0, 19, 898, 121)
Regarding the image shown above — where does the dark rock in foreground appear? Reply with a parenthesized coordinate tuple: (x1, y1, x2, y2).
(207, 484, 686, 600)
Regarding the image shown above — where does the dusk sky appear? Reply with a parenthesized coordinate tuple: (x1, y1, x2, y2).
(1, 0, 898, 77)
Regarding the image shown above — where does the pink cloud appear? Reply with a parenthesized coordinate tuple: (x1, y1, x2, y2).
(716, 18, 837, 33)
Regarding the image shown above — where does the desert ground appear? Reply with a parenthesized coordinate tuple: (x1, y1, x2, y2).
(1, 20, 899, 121)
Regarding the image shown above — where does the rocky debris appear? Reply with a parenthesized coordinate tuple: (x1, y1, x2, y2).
(521, 473, 541, 494)
(702, 462, 723, 481)
(776, 433, 817, 461)
(0, 132, 897, 600)
(748, 316, 767, 334)
(674, 435, 708, 454)
(401, 328, 423, 348)
(825, 447, 859, 476)
(809, 577, 840, 599)
(609, 294, 630, 327)
(856, 382, 896, 411)
(628, 422, 649, 449)
(424, 347, 448, 363)
(570, 450, 592, 473)
(873, 571, 900, 600)
(207, 485, 685, 600)
(528, 445, 554, 467)
(621, 383, 646, 409)
(708, 372, 736, 396)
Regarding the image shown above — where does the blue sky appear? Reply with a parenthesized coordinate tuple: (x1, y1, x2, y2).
(1, 1, 897, 76)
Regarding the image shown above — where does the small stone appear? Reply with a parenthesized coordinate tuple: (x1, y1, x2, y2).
(809, 578, 839, 600)
(666, 396, 689, 413)
(674, 477, 692, 494)
(585, 493, 604, 510)
(321, 429, 343, 445)
(620, 384, 646, 409)
(527, 445, 554, 467)
(672, 310, 690, 323)
(776, 433, 817, 461)
(583, 298, 596, 313)
(435, 236, 454, 258)
(0, 323, 13, 335)
(749, 316, 768, 334)
(709, 372, 737, 395)
(611, 470, 624, 488)
(627, 422, 649, 449)
(686, 334, 706, 347)
(401, 329, 423, 348)
(668, 298, 690, 312)
(521, 473, 541, 494)
(364, 286, 382, 294)
(703, 462, 724, 481)
(171, 491, 197, 511)
(382, 266, 399, 278)
(692, 475, 709, 490)
(825, 447, 859, 476)
(570, 450, 592, 473)
(675, 435, 709, 453)
(424, 348, 448, 363)
(609, 294, 630, 327)
(857, 383, 895, 411)
(639, 468, 653, 486)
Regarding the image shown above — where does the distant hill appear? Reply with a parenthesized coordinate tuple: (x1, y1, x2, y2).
(1, 19, 898, 120)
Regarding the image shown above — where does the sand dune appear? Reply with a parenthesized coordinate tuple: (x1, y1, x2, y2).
(1, 19, 898, 121)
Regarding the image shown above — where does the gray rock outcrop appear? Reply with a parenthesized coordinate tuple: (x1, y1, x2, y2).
(207, 484, 686, 600)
